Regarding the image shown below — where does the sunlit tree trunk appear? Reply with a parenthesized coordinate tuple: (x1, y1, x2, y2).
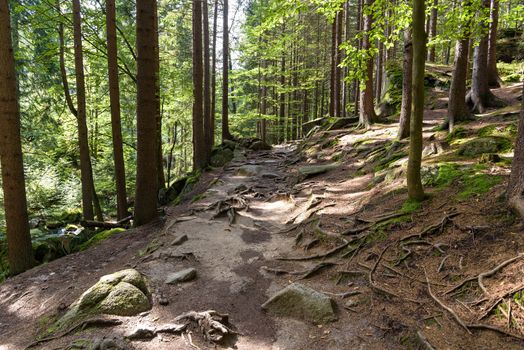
(154, 2, 166, 191)
(134, 0, 159, 226)
(447, 38, 472, 131)
(407, 0, 426, 201)
(106, 0, 128, 220)
(487, 0, 501, 87)
(0, 0, 35, 275)
(211, 0, 218, 145)
(203, 0, 212, 158)
(359, 0, 377, 128)
(73, 0, 97, 221)
(192, 0, 206, 169)
(428, 0, 438, 62)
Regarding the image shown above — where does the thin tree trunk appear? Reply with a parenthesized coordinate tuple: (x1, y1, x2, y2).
(106, 0, 128, 220)
(221, 0, 232, 140)
(398, 29, 413, 139)
(407, 0, 426, 201)
(359, 0, 377, 128)
(134, 0, 159, 226)
(203, 0, 212, 158)
(211, 0, 218, 146)
(154, 4, 166, 191)
(466, 0, 504, 113)
(487, 0, 501, 87)
(73, 0, 96, 221)
(447, 38, 472, 131)
(0, 0, 35, 275)
(335, 9, 343, 118)
(192, 0, 206, 170)
(329, 15, 336, 118)
(508, 84, 524, 218)
(428, 0, 438, 62)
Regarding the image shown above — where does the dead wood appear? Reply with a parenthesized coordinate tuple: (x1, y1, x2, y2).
(27, 318, 122, 348)
(175, 310, 238, 343)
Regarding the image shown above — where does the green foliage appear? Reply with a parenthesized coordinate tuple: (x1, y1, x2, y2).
(401, 199, 422, 214)
(477, 124, 517, 139)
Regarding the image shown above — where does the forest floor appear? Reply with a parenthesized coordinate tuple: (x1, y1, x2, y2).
(1, 79, 524, 349)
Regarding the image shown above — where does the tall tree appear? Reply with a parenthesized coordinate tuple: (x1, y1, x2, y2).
(222, 0, 232, 140)
(0, 0, 35, 275)
(398, 29, 413, 139)
(358, 0, 377, 128)
(203, 0, 213, 158)
(428, 0, 438, 62)
(406, 0, 426, 201)
(487, 0, 501, 87)
(154, 1, 165, 191)
(106, 0, 128, 220)
(72, 0, 98, 221)
(466, 0, 504, 113)
(193, 0, 206, 169)
(134, 0, 159, 226)
(211, 0, 218, 146)
(507, 84, 524, 218)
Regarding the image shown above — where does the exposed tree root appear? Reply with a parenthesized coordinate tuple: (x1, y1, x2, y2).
(261, 262, 337, 279)
(276, 240, 349, 261)
(416, 330, 436, 350)
(400, 212, 460, 242)
(27, 318, 123, 349)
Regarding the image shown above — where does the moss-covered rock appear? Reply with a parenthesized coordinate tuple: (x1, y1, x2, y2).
(210, 147, 234, 167)
(55, 269, 150, 331)
(457, 136, 512, 157)
(77, 228, 125, 251)
(298, 163, 340, 178)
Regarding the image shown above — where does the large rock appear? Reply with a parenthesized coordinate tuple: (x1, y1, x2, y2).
(457, 136, 511, 157)
(165, 268, 197, 284)
(236, 165, 263, 177)
(261, 283, 336, 324)
(250, 140, 272, 151)
(210, 147, 235, 167)
(56, 269, 150, 330)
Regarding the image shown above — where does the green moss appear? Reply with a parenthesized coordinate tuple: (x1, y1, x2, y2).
(191, 193, 207, 203)
(457, 174, 503, 200)
(446, 127, 468, 143)
(78, 228, 125, 251)
(478, 124, 517, 139)
(401, 199, 422, 214)
(374, 151, 407, 172)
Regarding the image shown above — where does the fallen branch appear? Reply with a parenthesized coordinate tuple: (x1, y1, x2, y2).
(468, 323, 524, 341)
(424, 268, 471, 334)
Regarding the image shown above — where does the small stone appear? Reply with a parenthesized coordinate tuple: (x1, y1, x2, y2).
(165, 268, 197, 284)
(344, 299, 359, 308)
(171, 235, 188, 246)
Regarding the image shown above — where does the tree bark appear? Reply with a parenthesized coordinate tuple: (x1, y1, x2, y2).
(508, 84, 524, 218)
(407, 0, 426, 201)
(106, 0, 128, 221)
(134, 0, 159, 226)
(154, 2, 166, 191)
(428, 0, 438, 62)
(203, 0, 213, 158)
(0, 0, 35, 275)
(335, 9, 343, 118)
(192, 0, 206, 170)
(398, 29, 413, 140)
(210, 0, 218, 147)
(73, 0, 97, 221)
(329, 15, 337, 118)
(487, 0, 501, 87)
(466, 0, 504, 113)
(221, 0, 232, 140)
(447, 38, 472, 131)
(359, 0, 377, 128)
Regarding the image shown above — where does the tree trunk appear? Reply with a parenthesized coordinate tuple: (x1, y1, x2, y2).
(106, 0, 128, 221)
(466, 0, 504, 113)
(487, 0, 501, 87)
(407, 0, 426, 201)
(508, 84, 524, 218)
(335, 9, 343, 118)
(428, 0, 438, 62)
(329, 16, 337, 118)
(73, 0, 96, 221)
(211, 0, 218, 146)
(192, 0, 206, 170)
(203, 0, 212, 158)
(0, 0, 35, 275)
(359, 0, 377, 128)
(154, 4, 166, 191)
(134, 0, 159, 226)
(221, 0, 232, 140)
(447, 38, 472, 131)
(398, 29, 413, 140)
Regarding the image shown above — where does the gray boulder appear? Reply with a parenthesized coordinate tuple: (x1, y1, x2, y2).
(261, 283, 336, 324)
(298, 163, 339, 178)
